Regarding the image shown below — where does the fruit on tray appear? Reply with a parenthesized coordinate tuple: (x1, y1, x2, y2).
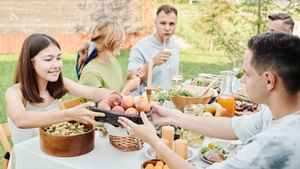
(107, 93, 122, 107)
(135, 99, 150, 113)
(97, 100, 111, 111)
(121, 95, 134, 109)
(125, 107, 139, 116)
(91, 95, 152, 127)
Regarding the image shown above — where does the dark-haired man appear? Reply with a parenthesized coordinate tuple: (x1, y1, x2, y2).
(127, 4, 179, 93)
(119, 32, 300, 169)
(268, 13, 294, 33)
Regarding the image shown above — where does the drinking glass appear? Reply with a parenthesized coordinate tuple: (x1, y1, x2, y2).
(163, 38, 171, 69)
(232, 58, 243, 93)
(172, 66, 183, 86)
(233, 58, 243, 73)
(182, 104, 205, 148)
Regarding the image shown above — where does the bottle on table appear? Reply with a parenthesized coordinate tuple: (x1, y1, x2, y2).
(217, 70, 235, 117)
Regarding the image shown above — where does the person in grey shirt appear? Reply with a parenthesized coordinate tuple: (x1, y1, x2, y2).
(127, 4, 180, 93)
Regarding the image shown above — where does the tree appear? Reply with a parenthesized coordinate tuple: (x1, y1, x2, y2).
(195, 0, 252, 63)
(195, 0, 300, 65)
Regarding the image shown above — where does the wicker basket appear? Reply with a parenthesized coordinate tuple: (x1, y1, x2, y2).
(109, 135, 144, 152)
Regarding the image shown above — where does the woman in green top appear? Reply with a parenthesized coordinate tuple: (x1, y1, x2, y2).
(76, 21, 143, 95)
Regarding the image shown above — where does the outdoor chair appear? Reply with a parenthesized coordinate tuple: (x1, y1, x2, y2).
(0, 122, 11, 169)
(60, 97, 83, 109)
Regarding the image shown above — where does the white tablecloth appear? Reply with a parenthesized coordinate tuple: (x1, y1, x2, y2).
(8, 132, 214, 169)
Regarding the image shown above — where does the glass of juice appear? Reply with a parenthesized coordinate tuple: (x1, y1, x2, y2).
(217, 95, 235, 117)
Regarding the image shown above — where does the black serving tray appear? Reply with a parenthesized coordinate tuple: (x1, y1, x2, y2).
(89, 106, 152, 127)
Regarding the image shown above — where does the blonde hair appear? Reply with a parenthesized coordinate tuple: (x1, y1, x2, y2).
(78, 21, 125, 72)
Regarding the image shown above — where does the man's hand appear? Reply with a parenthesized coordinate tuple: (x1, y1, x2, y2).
(152, 51, 171, 67)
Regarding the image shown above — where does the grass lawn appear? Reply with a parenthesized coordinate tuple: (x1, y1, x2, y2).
(0, 48, 232, 163)
(0, 49, 232, 122)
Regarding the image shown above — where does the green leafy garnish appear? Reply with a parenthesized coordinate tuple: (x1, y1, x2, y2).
(235, 71, 244, 79)
(177, 89, 193, 97)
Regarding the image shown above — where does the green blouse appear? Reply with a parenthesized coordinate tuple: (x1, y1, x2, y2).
(79, 57, 123, 92)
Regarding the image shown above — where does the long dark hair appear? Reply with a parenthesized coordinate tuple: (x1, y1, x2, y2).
(15, 33, 66, 103)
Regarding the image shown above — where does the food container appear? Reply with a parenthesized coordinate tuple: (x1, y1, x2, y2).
(141, 159, 167, 169)
(109, 135, 143, 152)
(173, 86, 214, 112)
(40, 122, 95, 157)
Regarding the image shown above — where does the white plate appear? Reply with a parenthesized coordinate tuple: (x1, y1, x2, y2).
(198, 142, 233, 165)
(144, 146, 195, 161)
(199, 152, 215, 165)
(198, 73, 219, 79)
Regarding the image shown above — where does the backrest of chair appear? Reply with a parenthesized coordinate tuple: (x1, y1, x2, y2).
(0, 123, 11, 153)
(0, 122, 11, 169)
(60, 97, 82, 109)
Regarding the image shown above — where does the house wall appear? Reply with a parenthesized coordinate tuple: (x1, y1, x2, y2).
(0, 0, 149, 53)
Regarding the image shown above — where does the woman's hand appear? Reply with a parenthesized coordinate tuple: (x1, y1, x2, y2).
(65, 102, 104, 125)
(121, 78, 141, 95)
(131, 67, 145, 79)
(118, 112, 159, 144)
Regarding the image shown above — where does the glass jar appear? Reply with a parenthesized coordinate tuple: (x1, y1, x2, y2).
(217, 71, 235, 117)
(182, 104, 205, 148)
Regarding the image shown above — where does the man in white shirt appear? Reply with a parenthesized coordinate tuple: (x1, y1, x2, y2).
(119, 32, 300, 169)
(127, 4, 180, 92)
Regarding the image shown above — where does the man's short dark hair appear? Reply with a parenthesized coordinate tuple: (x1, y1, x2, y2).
(268, 13, 294, 31)
(156, 4, 177, 16)
(248, 32, 300, 95)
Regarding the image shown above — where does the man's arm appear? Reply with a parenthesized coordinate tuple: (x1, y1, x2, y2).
(150, 103, 238, 140)
(127, 49, 171, 83)
(172, 112, 238, 140)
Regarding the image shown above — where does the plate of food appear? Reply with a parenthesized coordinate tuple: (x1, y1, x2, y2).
(144, 146, 195, 161)
(199, 142, 232, 165)
(234, 95, 259, 116)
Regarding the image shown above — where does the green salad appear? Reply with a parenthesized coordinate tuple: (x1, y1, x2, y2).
(200, 143, 230, 156)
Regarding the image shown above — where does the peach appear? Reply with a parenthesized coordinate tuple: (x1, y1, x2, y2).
(145, 164, 154, 169)
(111, 106, 125, 114)
(156, 161, 164, 168)
(125, 107, 139, 116)
(97, 101, 111, 111)
(121, 95, 134, 109)
(107, 93, 122, 107)
(163, 165, 169, 169)
(135, 99, 150, 113)
(154, 165, 162, 169)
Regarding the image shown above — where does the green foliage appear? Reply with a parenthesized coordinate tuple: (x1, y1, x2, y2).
(195, 0, 253, 63)
(192, 0, 300, 65)
(156, 0, 187, 4)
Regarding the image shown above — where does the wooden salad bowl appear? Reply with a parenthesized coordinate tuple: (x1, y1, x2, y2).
(39, 123, 95, 157)
(173, 86, 214, 112)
